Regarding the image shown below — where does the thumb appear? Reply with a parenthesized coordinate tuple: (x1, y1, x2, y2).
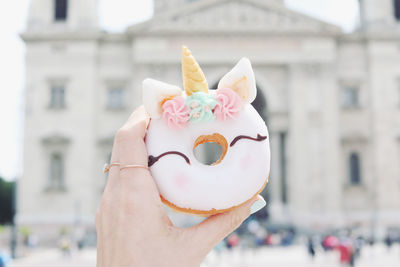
(187, 195, 265, 255)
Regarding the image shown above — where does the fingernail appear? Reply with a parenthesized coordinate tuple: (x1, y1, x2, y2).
(250, 198, 266, 214)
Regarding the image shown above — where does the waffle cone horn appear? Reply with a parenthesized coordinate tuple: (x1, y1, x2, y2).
(181, 46, 209, 95)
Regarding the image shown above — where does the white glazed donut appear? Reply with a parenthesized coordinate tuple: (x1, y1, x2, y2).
(142, 46, 270, 215)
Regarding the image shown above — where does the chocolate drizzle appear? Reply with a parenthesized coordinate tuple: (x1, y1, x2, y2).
(230, 134, 267, 147)
(148, 151, 191, 167)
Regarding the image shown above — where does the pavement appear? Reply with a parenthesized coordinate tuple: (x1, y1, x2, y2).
(10, 249, 96, 267)
(203, 244, 400, 267)
(8, 244, 400, 267)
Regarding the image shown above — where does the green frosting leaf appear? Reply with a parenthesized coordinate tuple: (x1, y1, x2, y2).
(186, 92, 217, 123)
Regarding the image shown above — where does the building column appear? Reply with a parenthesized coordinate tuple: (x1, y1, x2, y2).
(268, 130, 291, 223)
(268, 131, 282, 217)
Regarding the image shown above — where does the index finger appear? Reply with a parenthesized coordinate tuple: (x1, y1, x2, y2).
(115, 106, 160, 199)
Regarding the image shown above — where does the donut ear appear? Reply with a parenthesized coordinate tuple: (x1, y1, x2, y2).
(217, 58, 257, 104)
(142, 78, 183, 119)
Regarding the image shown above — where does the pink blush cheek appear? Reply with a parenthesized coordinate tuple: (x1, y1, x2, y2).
(240, 153, 253, 170)
(173, 173, 189, 189)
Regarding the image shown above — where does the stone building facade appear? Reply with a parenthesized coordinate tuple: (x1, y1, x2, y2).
(19, 0, 400, 238)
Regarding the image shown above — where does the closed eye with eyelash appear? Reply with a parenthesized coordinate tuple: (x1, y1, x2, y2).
(148, 151, 191, 167)
(230, 134, 267, 147)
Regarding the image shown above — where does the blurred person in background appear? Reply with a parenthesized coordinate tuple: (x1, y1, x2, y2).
(337, 237, 354, 267)
(352, 236, 364, 262)
(322, 234, 339, 251)
(246, 220, 266, 247)
(254, 228, 267, 247)
(265, 231, 281, 246)
(226, 233, 241, 250)
(384, 230, 394, 251)
(26, 233, 38, 249)
(307, 236, 316, 260)
(281, 228, 295, 246)
(0, 250, 10, 267)
(59, 235, 72, 257)
(367, 236, 375, 247)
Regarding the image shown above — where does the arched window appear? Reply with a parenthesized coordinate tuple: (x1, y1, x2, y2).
(349, 152, 361, 185)
(50, 83, 66, 109)
(107, 87, 125, 109)
(394, 0, 400, 21)
(54, 0, 68, 21)
(342, 86, 359, 108)
(49, 153, 65, 190)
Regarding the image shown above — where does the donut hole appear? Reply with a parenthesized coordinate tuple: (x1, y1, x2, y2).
(193, 133, 228, 166)
(193, 142, 223, 165)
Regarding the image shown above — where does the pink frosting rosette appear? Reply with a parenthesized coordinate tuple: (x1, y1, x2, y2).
(162, 96, 190, 129)
(214, 88, 242, 121)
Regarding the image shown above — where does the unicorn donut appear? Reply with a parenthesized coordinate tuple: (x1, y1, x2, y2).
(143, 46, 270, 215)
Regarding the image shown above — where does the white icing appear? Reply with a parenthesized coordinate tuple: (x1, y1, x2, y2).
(146, 104, 270, 211)
(218, 58, 257, 104)
(142, 78, 183, 119)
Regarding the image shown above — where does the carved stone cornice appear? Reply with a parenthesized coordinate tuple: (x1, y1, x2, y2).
(41, 134, 70, 146)
(340, 135, 369, 145)
(97, 136, 114, 146)
(128, 0, 341, 36)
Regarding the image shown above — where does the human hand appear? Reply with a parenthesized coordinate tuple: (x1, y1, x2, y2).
(96, 106, 266, 267)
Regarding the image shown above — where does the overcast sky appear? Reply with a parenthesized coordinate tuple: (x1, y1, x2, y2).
(0, 0, 359, 181)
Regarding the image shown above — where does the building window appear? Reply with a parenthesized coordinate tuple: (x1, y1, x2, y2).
(349, 152, 361, 185)
(50, 84, 65, 109)
(107, 87, 125, 109)
(279, 132, 288, 204)
(54, 0, 68, 21)
(342, 86, 359, 108)
(394, 0, 400, 21)
(397, 78, 400, 107)
(48, 153, 65, 190)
